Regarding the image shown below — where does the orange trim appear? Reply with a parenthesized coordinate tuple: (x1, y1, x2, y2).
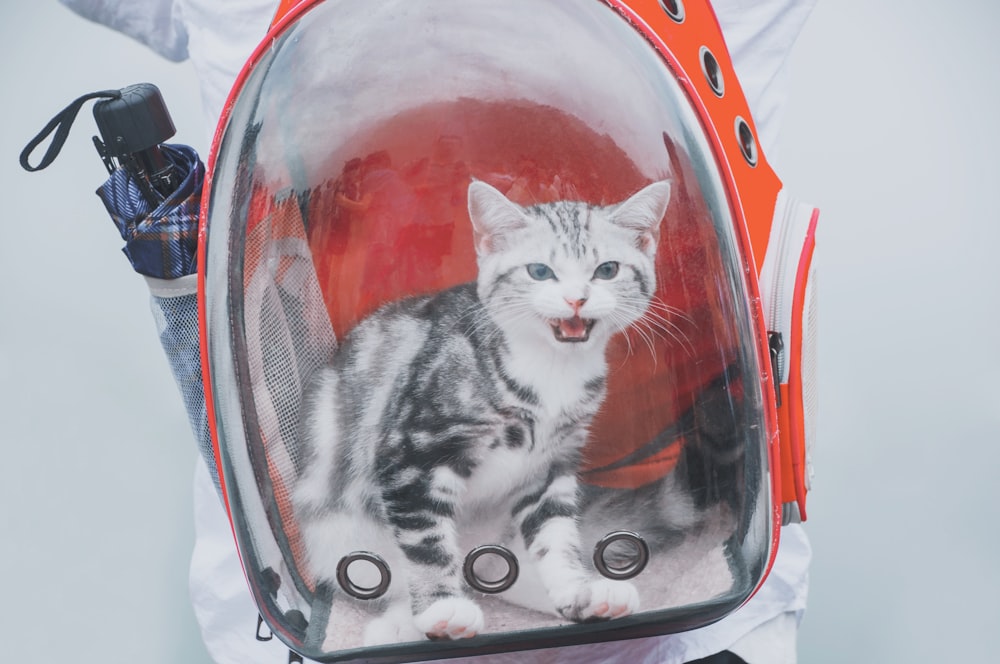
(271, 0, 307, 26)
(787, 207, 819, 520)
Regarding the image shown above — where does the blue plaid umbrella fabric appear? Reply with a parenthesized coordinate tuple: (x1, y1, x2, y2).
(96, 143, 204, 279)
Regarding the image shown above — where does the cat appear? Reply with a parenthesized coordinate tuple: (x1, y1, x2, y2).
(292, 178, 672, 646)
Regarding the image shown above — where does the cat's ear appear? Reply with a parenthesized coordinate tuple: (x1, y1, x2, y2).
(468, 180, 528, 255)
(612, 180, 671, 253)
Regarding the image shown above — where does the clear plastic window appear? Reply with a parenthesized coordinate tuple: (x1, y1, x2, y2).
(203, 1, 771, 660)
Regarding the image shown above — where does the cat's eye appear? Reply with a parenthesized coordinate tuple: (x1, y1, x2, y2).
(593, 261, 620, 280)
(526, 263, 556, 280)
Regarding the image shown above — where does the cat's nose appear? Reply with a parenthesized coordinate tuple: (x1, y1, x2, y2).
(565, 297, 587, 315)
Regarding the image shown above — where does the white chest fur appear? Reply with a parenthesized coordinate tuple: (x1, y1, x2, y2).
(504, 335, 606, 417)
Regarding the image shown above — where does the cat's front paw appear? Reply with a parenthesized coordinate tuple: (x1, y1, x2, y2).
(413, 597, 485, 640)
(554, 578, 640, 622)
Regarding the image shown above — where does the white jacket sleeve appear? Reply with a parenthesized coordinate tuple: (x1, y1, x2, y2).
(58, 0, 189, 62)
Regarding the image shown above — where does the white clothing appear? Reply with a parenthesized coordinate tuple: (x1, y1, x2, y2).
(60, 1, 816, 662)
(59, 0, 276, 139)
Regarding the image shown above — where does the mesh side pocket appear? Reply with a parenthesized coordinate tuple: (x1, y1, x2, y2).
(243, 195, 338, 581)
(150, 283, 218, 489)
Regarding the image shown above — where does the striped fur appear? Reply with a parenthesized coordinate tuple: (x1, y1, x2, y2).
(293, 180, 671, 644)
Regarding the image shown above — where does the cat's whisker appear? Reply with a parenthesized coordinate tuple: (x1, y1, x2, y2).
(646, 297, 697, 326)
(617, 295, 697, 357)
(611, 302, 690, 361)
(479, 298, 537, 323)
(623, 329, 657, 367)
(454, 300, 504, 329)
(616, 312, 661, 367)
(637, 312, 697, 358)
(456, 297, 522, 337)
(631, 321, 662, 366)
(615, 330, 638, 372)
(625, 296, 694, 328)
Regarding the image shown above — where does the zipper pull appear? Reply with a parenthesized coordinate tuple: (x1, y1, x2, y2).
(767, 331, 783, 408)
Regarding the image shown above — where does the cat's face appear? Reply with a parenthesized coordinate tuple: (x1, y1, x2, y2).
(468, 180, 671, 350)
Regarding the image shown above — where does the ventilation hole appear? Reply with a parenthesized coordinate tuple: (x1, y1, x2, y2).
(658, 0, 685, 23)
(463, 545, 519, 594)
(700, 46, 724, 97)
(735, 117, 759, 167)
(336, 551, 391, 600)
(593, 531, 650, 580)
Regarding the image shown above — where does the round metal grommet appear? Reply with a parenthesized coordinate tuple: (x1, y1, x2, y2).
(463, 545, 519, 594)
(735, 116, 758, 167)
(336, 551, 391, 600)
(700, 46, 724, 97)
(658, 0, 685, 23)
(593, 531, 650, 580)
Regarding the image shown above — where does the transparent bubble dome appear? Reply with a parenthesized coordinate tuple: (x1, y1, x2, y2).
(202, 1, 773, 660)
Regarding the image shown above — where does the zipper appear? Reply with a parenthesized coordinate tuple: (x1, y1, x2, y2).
(760, 191, 816, 381)
(759, 190, 819, 524)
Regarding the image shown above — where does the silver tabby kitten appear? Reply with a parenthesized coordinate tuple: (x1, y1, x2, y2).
(293, 179, 671, 645)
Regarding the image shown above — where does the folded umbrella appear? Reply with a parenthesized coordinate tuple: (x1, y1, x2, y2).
(20, 84, 204, 280)
(96, 142, 204, 279)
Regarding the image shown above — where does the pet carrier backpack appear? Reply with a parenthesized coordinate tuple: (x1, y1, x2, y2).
(194, 0, 819, 661)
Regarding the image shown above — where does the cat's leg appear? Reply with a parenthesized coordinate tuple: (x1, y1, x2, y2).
(363, 598, 425, 646)
(383, 465, 485, 640)
(513, 471, 640, 622)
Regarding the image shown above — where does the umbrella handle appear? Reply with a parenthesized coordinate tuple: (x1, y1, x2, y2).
(19, 90, 122, 172)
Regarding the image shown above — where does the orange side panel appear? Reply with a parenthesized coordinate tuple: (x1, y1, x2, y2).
(616, 0, 783, 273)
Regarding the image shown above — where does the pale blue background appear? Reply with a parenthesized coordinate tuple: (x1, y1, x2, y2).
(1, 1, 998, 662)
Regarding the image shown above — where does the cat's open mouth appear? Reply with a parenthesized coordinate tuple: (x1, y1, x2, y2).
(550, 316, 596, 343)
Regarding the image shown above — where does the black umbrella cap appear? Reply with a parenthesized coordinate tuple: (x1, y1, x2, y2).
(93, 83, 176, 162)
